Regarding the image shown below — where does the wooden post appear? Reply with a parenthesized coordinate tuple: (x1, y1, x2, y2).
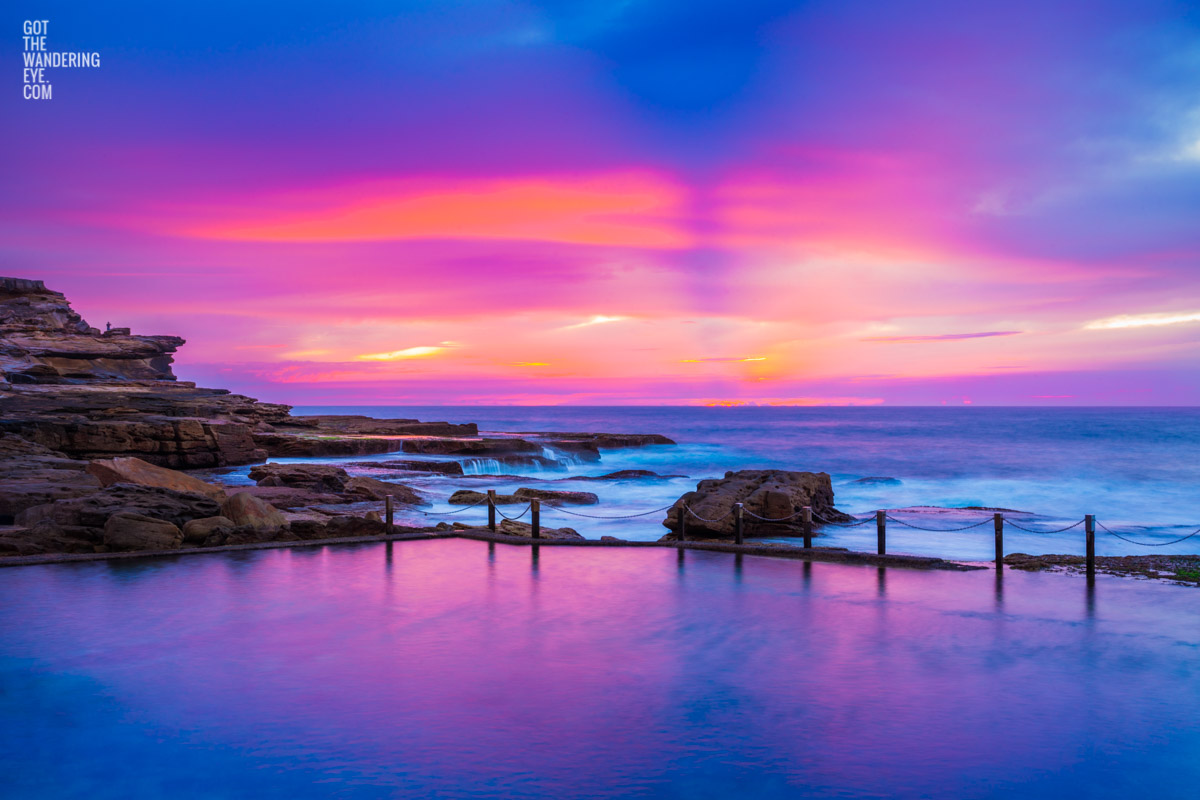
(678, 505, 687, 542)
(487, 489, 497, 532)
(734, 503, 744, 545)
(385, 495, 394, 535)
(994, 513, 1003, 568)
(876, 510, 886, 555)
(531, 499, 541, 540)
(802, 506, 813, 549)
(1085, 514, 1095, 581)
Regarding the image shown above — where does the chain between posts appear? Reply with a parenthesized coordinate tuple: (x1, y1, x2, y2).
(1096, 521, 1200, 547)
(415, 487, 1200, 551)
(497, 503, 533, 522)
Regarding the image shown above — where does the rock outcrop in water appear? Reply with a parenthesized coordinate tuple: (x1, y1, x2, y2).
(0, 277, 680, 557)
(661, 470, 851, 540)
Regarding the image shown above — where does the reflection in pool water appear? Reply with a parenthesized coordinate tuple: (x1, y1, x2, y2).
(2, 540, 1197, 799)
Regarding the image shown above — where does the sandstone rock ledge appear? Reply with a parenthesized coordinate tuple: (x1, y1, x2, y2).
(661, 470, 852, 541)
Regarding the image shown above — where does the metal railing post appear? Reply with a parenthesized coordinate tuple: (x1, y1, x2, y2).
(1085, 514, 1095, 581)
(994, 513, 1003, 568)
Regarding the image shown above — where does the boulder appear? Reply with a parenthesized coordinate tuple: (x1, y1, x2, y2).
(248, 463, 349, 492)
(220, 492, 287, 531)
(103, 512, 184, 551)
(661, 470, 851, 540)
(344, 477, 424, 504)
(87, 456, 226, 501)
(571, 470, 683, 481)
(850, 476, 902, 486)
(181, 515, 235, 544)
(513, 488, 599, 505)
(498, 519, 583, 540)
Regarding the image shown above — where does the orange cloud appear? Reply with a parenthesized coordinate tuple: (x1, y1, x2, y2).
(184, 173, 691, 249)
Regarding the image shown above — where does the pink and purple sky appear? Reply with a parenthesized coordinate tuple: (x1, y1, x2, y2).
(5, 1, 1200, 405)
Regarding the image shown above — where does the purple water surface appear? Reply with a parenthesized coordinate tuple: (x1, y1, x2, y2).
(2, 539, 1197, 798)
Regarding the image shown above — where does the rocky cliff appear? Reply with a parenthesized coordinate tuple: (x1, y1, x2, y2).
(0, 277, 288, 470)
(1, 277, 183, 382)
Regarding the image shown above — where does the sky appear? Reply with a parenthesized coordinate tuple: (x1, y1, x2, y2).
(4, 0, 1200, 405)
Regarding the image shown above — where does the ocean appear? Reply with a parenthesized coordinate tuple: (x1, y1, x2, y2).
(255, 406, 1200, 561)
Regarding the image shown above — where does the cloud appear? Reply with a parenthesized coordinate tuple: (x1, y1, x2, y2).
(357, 346, 445, 360)
(1084, 311, 1200, 330)
(561, 315, 626, 330)
(862, 331, 1021, 343)
(180, 173, 691, 249)
(680, 356, 766, 362)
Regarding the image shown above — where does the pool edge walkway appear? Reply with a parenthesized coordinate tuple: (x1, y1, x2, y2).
(0, 527, 983, 571)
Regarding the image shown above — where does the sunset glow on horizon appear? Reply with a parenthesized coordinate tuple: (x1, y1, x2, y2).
(6, 1, 1199, 405)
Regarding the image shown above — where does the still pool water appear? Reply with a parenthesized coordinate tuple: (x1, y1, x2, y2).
(2, 540, 1198, 799)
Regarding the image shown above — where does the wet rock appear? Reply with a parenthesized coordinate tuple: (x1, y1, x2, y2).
(248, 463, 349, 493)
(274, 415, 477, 437)
(103, 512, 184, 551)
(498, 519, 583, 540)
(181, 515, 235, 544)
(346, 459, 464, 475)
(850, 476, 902, 486)
(457, 455, 561, 472)
(513, 488, 599, 505)
(250, 433, 405, 458)
(661, 469, 850, 540)
(344, 477, 424, 505)
(219, 492, 287, 531)
(527, 432, 676, 448)
(87, 456, 226, 501)
(570, 470, 684, 481)
(402, 438, 542, 456)
(448, 490, 521, 505)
